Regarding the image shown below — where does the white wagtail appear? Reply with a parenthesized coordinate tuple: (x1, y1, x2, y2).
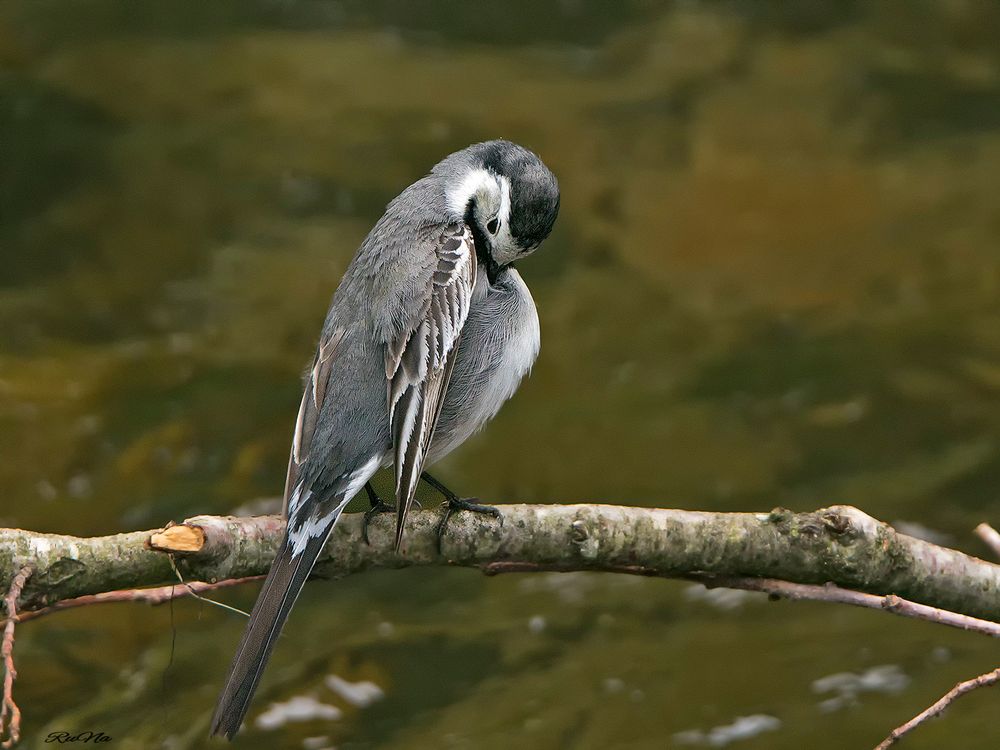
(211, 140, 559, 738)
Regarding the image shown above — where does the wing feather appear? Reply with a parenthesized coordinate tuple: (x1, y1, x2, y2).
(387, 224, 477, 549)
(281, 325, 347, 516)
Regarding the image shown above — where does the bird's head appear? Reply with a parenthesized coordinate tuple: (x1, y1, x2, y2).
(437, 140, 559, 282)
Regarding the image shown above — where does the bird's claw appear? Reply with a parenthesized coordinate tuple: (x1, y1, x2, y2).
(362, 501, 395, 546)
(362, 499, 423, 546)
(436, 497, 503, 551)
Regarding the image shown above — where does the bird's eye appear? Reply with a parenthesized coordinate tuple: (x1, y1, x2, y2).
(486, 217, 500, 234)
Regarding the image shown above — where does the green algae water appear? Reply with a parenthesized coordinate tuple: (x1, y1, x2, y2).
(3, 2, 1000, 747)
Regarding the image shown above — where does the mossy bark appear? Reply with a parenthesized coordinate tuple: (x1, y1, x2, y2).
(2, 504, 1000, 621)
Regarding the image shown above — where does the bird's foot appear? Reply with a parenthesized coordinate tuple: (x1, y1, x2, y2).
(361, 482, 420, 546)
(362, 501, 395, 546)
(436, 496, 503, 551)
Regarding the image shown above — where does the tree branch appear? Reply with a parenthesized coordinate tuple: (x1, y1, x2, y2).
(5, 503, 1000, 748)
(875, 666, 1000, 749)
(12, 576, 264, 625)
(3, 504, 1000, 624)
(0, 565, 31, 749)
(975, 523, 1000, 560)
(691, 577, 1000, 638)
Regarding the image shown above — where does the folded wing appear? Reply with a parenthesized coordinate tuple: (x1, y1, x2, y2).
(385, 224, 478, 549)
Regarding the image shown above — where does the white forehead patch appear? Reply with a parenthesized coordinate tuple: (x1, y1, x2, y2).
(446, 167, 501, 218)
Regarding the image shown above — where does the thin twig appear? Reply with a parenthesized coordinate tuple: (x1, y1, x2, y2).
(14, 576, 263, 625)
(875, 666, 1000, 749)
(975, 523, 1000, 560)
(165, 555, 252, 619)
(1, 565, 32, 749)
(691, 576, 1000, 639)
(482, 563, 1000, 639)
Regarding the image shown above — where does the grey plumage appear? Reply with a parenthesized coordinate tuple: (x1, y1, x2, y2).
(211, 140, 559, 739)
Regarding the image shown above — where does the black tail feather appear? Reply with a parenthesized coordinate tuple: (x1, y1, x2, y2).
(209, 520, 335, 739)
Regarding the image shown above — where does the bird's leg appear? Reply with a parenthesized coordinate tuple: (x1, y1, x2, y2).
(420, 472, 503, 549)
(361, 481, 423, 545)
(361, 482, 394, 546)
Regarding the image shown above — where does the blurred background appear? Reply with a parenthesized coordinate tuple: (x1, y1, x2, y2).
(3, 1, 1000, 747)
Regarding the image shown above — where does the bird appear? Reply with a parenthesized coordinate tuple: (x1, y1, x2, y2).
(210, 139, 560, 739)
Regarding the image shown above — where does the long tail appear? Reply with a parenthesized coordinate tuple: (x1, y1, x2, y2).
(209, 506, 342, 739)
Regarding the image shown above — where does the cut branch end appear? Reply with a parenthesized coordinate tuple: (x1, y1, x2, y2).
(148, 524, 205, 553)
